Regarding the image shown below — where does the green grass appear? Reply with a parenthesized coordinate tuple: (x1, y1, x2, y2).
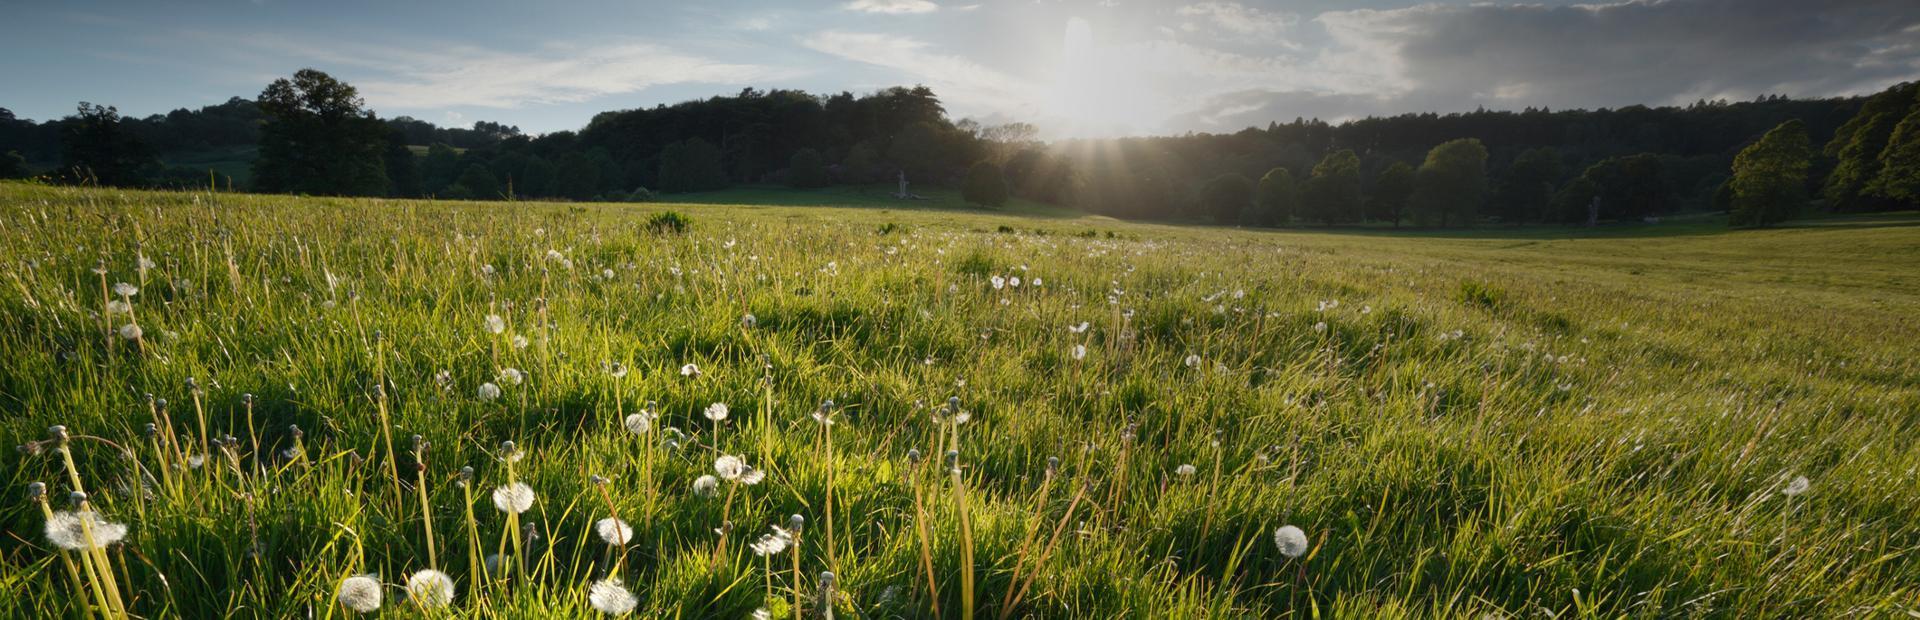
(0, 181, 1916, 618)
(664, 183, 1086, 218)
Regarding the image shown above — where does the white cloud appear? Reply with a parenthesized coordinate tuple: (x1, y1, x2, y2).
(800, 31, 1039, 117)
(842, 0, 939, 14)
(1175, 2, 1300, 47)
(213, 34, 786, 110)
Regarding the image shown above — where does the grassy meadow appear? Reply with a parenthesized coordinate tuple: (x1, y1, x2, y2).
(0, 181, 1917, 618)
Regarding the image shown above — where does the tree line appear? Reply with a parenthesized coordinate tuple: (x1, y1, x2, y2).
(3, 69, 1916, 227)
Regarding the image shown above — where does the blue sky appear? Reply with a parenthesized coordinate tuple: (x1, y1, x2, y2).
(4, 0, 1918, 138)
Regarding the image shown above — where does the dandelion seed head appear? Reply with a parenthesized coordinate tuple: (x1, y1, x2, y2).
(623, 412, 653, 435)
(336, 574, 383, 613)
(1175, 464, 1197, 477)
(44, 510, 127, 550)
(680, 363, 701, 377)
(715, 455, 745, 480)
(405, 569, 455, 607)
(113, 282, 138, 297)
(704, 402, 730, 421)
(119, 323, 143, 340)
(693, 475, 720, 497)
(477, 382, 501, 401)
(588, 578, 637, 615)
(595, 517, 633, 545)
(492, 482, 536, 514)
(1783, 475, 1811, 497)
(1184, 354, 1202, 369)
(484, 314, 505, 334)
(1273, 525, 1309, 558)
(498, 368, 524, 386)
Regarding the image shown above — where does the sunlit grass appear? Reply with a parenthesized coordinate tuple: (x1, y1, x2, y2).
(0, 182, 1916, 618)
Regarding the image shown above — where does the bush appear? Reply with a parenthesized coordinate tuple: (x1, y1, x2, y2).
(962, 161, 1010, 207)
(646, 211, 691, 234)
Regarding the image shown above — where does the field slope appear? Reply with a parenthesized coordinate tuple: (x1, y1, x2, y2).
(1, 183, 1916, 618)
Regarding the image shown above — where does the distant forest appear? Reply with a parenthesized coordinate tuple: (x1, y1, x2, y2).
(4, 68, 1918, 227)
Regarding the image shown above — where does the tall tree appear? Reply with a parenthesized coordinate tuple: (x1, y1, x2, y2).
(1866, 99, 1920, 208)
(1410, 138, 1488, 227)
(1490, 148, 1561, 223)
(252, 69, 390, 196)
(1823, 82, 1917, 212)
(962, 161, 1011, 207)
(1254, 167, 1297, 226)
(1368, 161, 1416, 227)
(657, 138, 728, 193)
(60, 102, 158, 186)
(1729, 119, 1812, 227)
(1301, 150, 1362, 225)
(1200, 173, 1254, 224)
(788, 148, 830, 189)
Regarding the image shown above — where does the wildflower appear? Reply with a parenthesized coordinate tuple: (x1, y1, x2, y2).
(588, 578, 638, 615)
(1184, 354, 1202, 369)
(498, 367, 525, 386)
(623, 412, 654, 435)
(405, 569, 456, 608)
(1783, 476, 1811, 497)
(484, 314, 505, 334)
(990, 275, 1006, 290)
(492, 482, 536, 514)
(336, 574, 383, 613)
(681, 363, 701, 377)
(1273, 525, 1309, 558)
(1313, 321, 1328, 333)
(751, 525, 793, 556)
(1175, 464, 1197, 478)
(113, 282, 138, 297)
(693, 475, 720, 497)
(704, 402, 730, 421)
(477, 382, 501, 401)
(44, 510, 128, 550)
(1071, 344, 1087, 360)
(1069, 321, 1090, 334)
(595, 517, 634, 545)
(119, 323, 142, 340)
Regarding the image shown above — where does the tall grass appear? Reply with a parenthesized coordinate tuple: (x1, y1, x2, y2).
(0, 183, 1917, 618)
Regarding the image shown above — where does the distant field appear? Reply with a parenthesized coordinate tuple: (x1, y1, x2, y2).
(1, 182, 1916, 618)
(664, 183, 1086, 218)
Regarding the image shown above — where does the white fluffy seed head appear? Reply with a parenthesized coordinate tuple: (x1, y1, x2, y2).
(704, 402, 730, 421)
(693, 475, 719, 497)
(44, 511, 127, 550)
(477, 382, 501, 401)
(492, 482, 536, 514)
(118, 323, 143, 340)
(113, 282, 138, 297)
(484, 314, 505, 334)
(405, 569, 455, 607)
(622, 413, 652, 435)
(588, 577, 638, 615)
(336, 574, 383, 613)
(1175, 464, 1197, 477)
(1784, 475, 1811, 497)
(1273, 525, 1309, 558)
(714, 455, 745, 480)
(595, 517, 633, 545)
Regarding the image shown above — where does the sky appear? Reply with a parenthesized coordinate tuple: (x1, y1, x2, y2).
(3, 0, 1918, 139)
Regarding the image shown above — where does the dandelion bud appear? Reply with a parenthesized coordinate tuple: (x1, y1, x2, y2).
(818, 571, 836, 589)
(48, 425, 69, 443)
(27, 481, 46, 499)
(289, 424, 304, 439)
(499, 440, 516, 454)
(947, 396, 961, 410)
(820, 399, 835, 412)
(185, 377, 198, 391)
(459, 466, 474, 481)
(945, 450, 959, 471)
(1046, 456, 1060, 475)
(906, 448, 922, 464)
(411, 434, 425, 451)
(787, 514, 805, 534)
(242, 393, 254, 405)
(143, 423, 157, 437)
(589, 474, 609, 486)
(69, 491, 88, 507)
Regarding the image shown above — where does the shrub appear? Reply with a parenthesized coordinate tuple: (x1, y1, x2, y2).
(646, 211, 691, 234)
